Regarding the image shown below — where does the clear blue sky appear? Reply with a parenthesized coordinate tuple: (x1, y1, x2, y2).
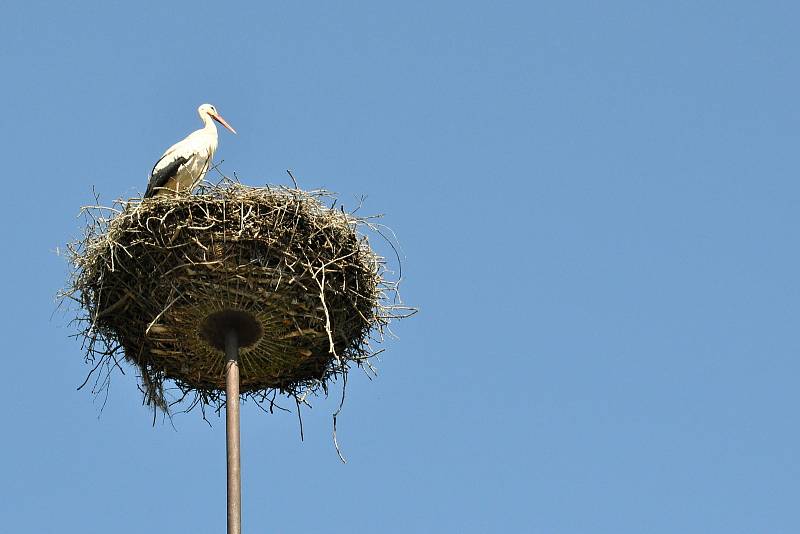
(2, 1, 799, 532)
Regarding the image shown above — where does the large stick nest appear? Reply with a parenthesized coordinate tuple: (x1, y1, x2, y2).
(62, 181, 411, 415)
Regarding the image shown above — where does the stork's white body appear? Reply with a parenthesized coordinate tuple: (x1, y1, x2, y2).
(145, 104, 236, 198)
(150, 124, 217, 194)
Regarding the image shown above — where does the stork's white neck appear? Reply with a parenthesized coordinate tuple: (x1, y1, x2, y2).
(200, 112, 217, 132)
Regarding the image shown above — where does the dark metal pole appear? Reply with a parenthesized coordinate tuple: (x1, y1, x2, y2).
(225, 330, 242, 534)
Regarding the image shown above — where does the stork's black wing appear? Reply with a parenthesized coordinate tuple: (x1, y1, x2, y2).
(144, 155, 190, 198)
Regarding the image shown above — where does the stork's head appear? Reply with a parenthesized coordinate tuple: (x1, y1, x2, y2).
(198, 103, 237, 134)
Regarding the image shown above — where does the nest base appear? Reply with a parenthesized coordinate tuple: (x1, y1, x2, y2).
(64, 182, 410, 414)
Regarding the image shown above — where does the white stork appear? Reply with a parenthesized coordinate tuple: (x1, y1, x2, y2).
(144, 103, 236, 198)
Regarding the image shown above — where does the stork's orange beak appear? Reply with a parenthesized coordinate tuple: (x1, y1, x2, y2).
(211, 112, 237, 134)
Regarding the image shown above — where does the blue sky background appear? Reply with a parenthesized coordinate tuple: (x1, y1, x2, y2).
(2, 1, 799, 532)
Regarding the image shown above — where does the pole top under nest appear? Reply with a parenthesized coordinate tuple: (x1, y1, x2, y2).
(63, 181, 412, 414)
(201, 310, 263, 350)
